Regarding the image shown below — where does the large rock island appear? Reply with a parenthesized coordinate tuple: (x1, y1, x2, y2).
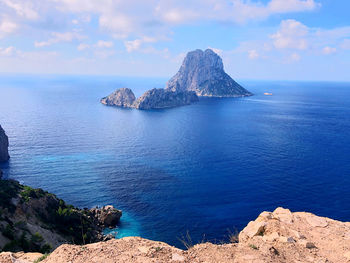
(101, 49, 252, 110)
(0, 125, 9, 162)
(166, 49, 252, 97)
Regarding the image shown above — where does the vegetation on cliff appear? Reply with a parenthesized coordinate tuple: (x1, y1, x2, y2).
(0, 172, 121, 254)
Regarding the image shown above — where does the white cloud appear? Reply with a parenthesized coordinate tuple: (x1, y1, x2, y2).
(0, 19, 17, 37)
(95, 40, 113, 48)
(50, 0, 320, 40)
(341, 39, 350, 50)
(94, 50, 115, 59)
(0, 46, 15, 56)
(124, 37, 157, 52)
(35, 32, 85, 47)
(271, 19, 308, 50)
(268, 0, 319, 13)
(77, 43, 89, 51)
(248, 49, 259, 59)
(322, 46, 336, 55)
(290, 52, 301, 61)
(1, 0, 39, 20)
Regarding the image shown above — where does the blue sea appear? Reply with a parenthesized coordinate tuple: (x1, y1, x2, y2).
(0, 75, 349, 248)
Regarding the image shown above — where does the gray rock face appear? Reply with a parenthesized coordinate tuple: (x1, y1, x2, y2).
(0, 125, 9, 162)
(133, 88, 199, 110)
(89, 205, 122, 228)
(100, 88, 136, 107)
(166, 49, 252, 97)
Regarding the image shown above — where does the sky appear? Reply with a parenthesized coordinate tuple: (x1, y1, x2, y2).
(0, 0, 349, 81)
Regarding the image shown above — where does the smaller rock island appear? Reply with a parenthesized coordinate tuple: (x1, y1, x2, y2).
(101, 48, 252, 110)
(101, 88, 136, 108)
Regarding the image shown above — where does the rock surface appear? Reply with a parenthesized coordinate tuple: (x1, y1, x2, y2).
(5, 207, 350, 263)
(90, 205, 122, 228)
(100, 88, 136, 107)
(0, 125, 9, 162)
(133, 88, 199, 110)
(166, 49, 252, 97)
(0, 178, 121, 253)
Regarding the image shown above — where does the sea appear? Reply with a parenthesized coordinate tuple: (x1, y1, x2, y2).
(0, 74, 349, 248)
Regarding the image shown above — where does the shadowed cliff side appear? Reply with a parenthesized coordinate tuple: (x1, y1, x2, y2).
(0, 125, 9, 162)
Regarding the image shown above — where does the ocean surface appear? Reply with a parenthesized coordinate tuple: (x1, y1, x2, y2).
(0, 75, 349, 248)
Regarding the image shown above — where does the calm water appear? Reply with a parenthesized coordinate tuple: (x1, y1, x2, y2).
(0, 75, 349, 248)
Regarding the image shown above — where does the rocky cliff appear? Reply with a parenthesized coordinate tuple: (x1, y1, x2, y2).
(0, 125, 9, 162)
(133, 88, 199, 110)
(166, 49, 252, 97)
(3, 207, 349, 263)
(0, 177, 121, 254)
(101, 88, 199, 110)
(100, 88, 136, 107)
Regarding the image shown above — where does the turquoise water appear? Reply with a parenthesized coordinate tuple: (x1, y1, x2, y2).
(0, 75, 349, 248)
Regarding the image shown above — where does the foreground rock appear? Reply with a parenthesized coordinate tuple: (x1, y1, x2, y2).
(0, 178, 121, 253)
(0, 125, 9, 162)
(166, 49, 252, 97)
(100, 88, 136, 107)
(5, 207, 350, 263)
(133, 88, 199, 109)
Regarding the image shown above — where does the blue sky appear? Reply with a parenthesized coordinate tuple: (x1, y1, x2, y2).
(0, 0, 349, 80)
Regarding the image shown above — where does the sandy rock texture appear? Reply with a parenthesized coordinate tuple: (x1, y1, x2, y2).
(2, 207, 350, 263)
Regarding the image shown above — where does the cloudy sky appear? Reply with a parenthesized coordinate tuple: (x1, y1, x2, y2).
(0, 0, 349, 80)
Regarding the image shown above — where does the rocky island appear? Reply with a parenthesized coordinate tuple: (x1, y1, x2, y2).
(166, 49, 252, 97)
(101, 88, 198, 110)
(0, 125, 9, 162)
(101, 49, 252, 110)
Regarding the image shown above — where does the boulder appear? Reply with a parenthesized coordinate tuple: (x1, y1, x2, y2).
(166, 49, 252, 97)
(100, 88, 136, 107)
(0, 125, 9, 162)
(90, 205, 122, 228)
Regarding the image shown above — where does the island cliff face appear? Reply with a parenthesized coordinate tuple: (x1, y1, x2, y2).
(101, 88, 198, 110)
(0, 125, 9, 162)
(166, 49, 252, 97)
(133, 88, 198, 110)
(100, 88, 136, 107)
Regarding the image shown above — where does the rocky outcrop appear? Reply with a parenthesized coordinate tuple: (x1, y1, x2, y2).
(166, 49, 252, 97)
(133, 88, 199, 110)
(0, 178, 122, 253)
(0, 125, 9, 162)
(90, 205, 122, 228)
(101, 49, 252, 110)
(5, 207, 350, 263)
(101, 88, 199, 110)
(100, 88, 136, 107)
